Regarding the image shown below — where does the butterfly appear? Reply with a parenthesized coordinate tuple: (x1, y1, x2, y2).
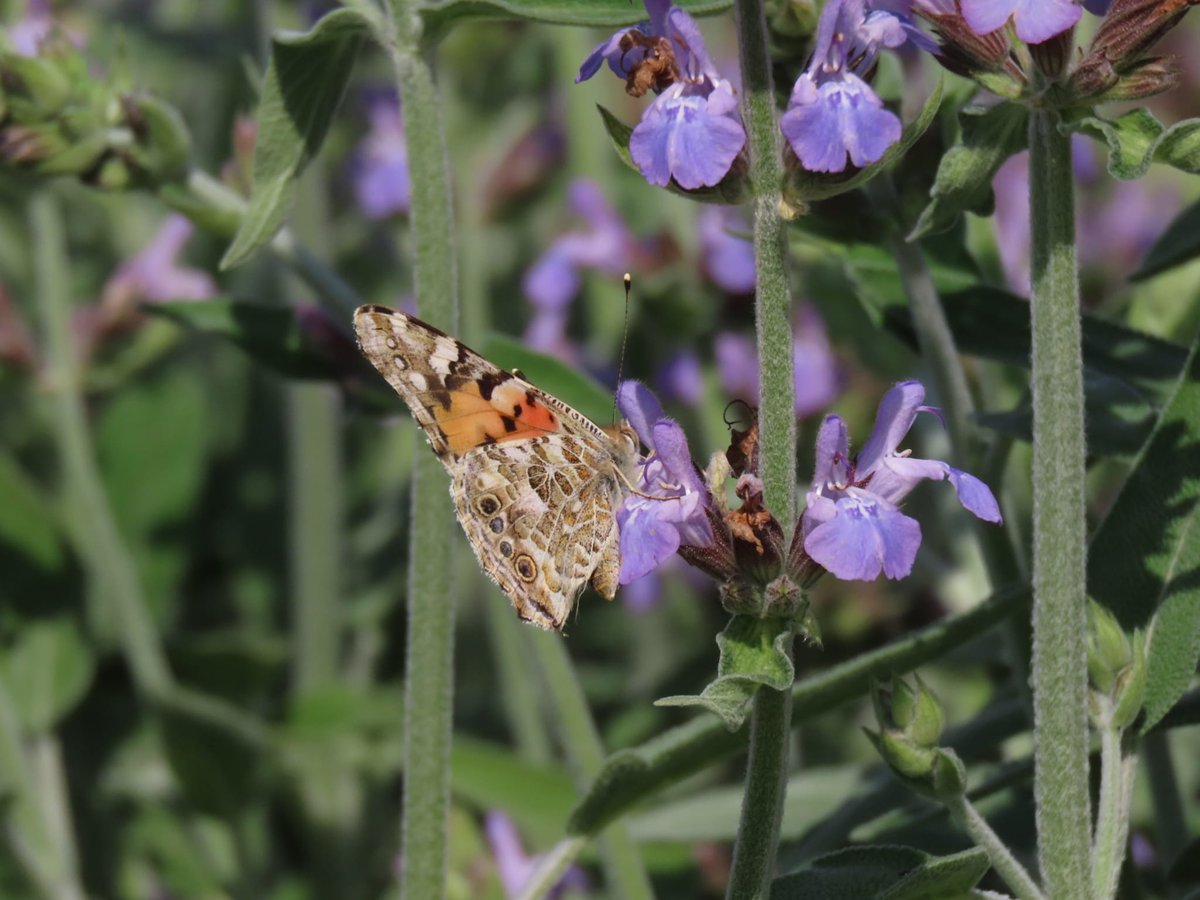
(353, 304, 641, 630)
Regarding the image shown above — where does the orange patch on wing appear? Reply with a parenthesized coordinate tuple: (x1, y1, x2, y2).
(434, 381, 561, 457)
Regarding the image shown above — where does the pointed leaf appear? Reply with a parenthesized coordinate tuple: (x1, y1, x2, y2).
(1132, 198, 1200, 281)
(909, 102, 1028, 239)
(1065, 110, 1200, 181)
(1088, 326, 1200, 731)
(656, 615, 795, 730)
(221, 9, 370, 269)
(772, 845, 988, 899)
(1, 618, 94, 732)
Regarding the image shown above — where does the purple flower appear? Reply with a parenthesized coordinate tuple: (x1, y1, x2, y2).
(616, 382, 713, 584)
(484, 812, 588, 899)
(7, 0, 53, 56)
(350, 93, 410, 220)
(715, 305, 841, 417)
(781, 0, 932, 173)
(656, 350, 704, 407)
(521, 180, 641, 361)
(102, 215, 216, 307)
(960, 0, 1103, 43)
(698, 206, 755, 295)
(577, 0, 746, 190)
(802, 381, 1001, 581)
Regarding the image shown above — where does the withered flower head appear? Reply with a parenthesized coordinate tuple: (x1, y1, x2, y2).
(619, 30, 681, 98)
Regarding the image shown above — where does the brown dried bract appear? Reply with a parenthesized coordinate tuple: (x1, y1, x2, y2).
(724, 401, 760, 477)
(620, 30, 680, 98)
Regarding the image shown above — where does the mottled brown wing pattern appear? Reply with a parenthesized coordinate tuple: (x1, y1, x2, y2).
(352, 304, 635, 631)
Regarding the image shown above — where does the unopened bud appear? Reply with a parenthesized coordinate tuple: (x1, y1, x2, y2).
(122, 93, 191, 185)
(0, 52, 72, 120)
(1088, 0, 1197, 74)
(1029, 28, 1075, 80)
(1111, 629, 1147, 729)
(1088, 600, 1132, 695)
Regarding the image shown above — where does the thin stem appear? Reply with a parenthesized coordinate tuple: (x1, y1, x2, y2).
(725, 660, 794, 900)
(527, 630, 653, 900)
(30, 190, 173, 699)
(516, 836, 587, 900)
(1027, 109, 1091, 900)
(1092, 720, 1137, 900)
(1141, 730, 1187, 865)
(945, 793, 1047, 900)
(734, 0, 795, 524)
(381, 3, 460, 897)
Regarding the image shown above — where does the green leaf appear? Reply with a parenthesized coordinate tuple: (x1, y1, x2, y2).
(451, 737, 577, 847)
(1088, 326, 1200, 731)
(159, 700, 262, 819)
(0, 617, 94, 732)
(1065, 110, 1200, 181)
(627, 766, 862, 843)
(771, 845, 989, 899)
(785, 77, 944, 205)
(480, 333, 614, 426)
(656, 615, 796, 730)
(148, 299, 350, 380)
(1132, 198, 1200, 281)
(0, 454, 63, 573)
(220, 9, 369, 269)
(420, 0, 731, 38)
(597, 104, 748, 204)
(909, 102, 1028, 239)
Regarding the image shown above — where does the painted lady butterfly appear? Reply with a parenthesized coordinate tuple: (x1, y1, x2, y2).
(353, 305, 641, 630)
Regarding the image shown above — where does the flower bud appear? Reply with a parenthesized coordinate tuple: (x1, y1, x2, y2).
(0, 52, 72, 120)
(122, 93, 192, 185)
(915, 8, 1026, 96)
(1111, 629, 1147, 729)
(1029, 29, 1075, 80)
(1087, 0, 1197, 75)
(1087, 600, 1132, 695)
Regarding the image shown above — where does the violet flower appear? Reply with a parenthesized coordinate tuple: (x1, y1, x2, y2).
(576, 0, 746, 189)
(781, 0, 934, 173)
(350, 92, 410, 220)
(802, 381, 1001, 581)
(101, 215, 216, 310)
(484, 812, 588, 899)
(715, 305, 841, 417)
(616, 381, 713, 584)
(656, 350, 704, 407)
(521, 179, 639, 362)
(6, 0, 53, 56)
(961, 0, 1110, 44)
(698, 206, 755, 295)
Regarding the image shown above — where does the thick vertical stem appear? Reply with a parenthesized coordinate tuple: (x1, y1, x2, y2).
(734, 0, 795, 524)
(383, 3, 460, 897)
(30, 191, 173, 700)
(1027, 110, 1091, 900)
(725, 660, 794, 900)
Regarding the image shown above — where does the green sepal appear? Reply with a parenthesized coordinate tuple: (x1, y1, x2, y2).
(0, 52, 72, 119)
(656, 614, 796, 730)
(784, 76, 943, 207)
(123, 92, 192, 185)
(596, 103, 749, 205)
(1111, 630, 1147, 730)
(1087, 598, 1132, 695)
(1063, 108, 1200, 181)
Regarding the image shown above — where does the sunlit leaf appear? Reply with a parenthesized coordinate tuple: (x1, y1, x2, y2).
(0, 617, 94, 732)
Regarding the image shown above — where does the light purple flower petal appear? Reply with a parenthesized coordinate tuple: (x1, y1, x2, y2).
(630, 83, 746, 189)
(617, 380, 665, 448)
(351, 97, 410, 219)
(811, 414, 850, 488)
(653, 419, 709, 501)
(943, 465, 1003, 523)
(521, 242, 582, 311)
(804, 493, 922, 580)
(856, 380, 925, 475)
(577, 30, 628, 83)
(961, 0, 1082, 43)
(485, 812, 538, 896)
(781, 74, 901, 173)
(623, 570, 662, 612)
(699, 207, 756, 295)
(1082, 0, 1110, 13)
(715, 332, 760, 402)
(618, 495, 684, 583)
(793, 304, 840, 417)
(656, 351, 704, 407)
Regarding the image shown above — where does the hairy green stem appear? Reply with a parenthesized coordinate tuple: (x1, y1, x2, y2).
(726, 658, 794, 900)
(30, 190, 173, 699)
(734, 0, 795, 524)
(1027, 110, 1091, 900)
(1092, 720, 1136, 900)
(382, 2, 460, 897)
(945, 793, 1046, 900)
(527, 631, 652, 899)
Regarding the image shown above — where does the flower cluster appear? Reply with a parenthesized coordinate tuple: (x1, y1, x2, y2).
(579, 0, 936, 185)
(613, 379, 1001, 602)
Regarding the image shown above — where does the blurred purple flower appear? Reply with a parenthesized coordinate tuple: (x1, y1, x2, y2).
(102, 215, 216, 308)
(802, 381, 1001, 581)
(7, 0, 54, 56)
(577, 0, 746, 189)
(622, 569, 663, 613)
(616, 381, 713, 584)
(698, 206, 755, 295)
(350, 93, 410, 220)
(485, 812, 588, 899)
(781, 0, 933, 173)
(521, 179, 642, 362)
(715, 305, 840, 417)
(961, 0, 1108, 43)
(656, 350, 704, 407)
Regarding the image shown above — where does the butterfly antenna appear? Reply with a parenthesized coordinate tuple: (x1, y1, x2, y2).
(613, 273, 633, 425)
